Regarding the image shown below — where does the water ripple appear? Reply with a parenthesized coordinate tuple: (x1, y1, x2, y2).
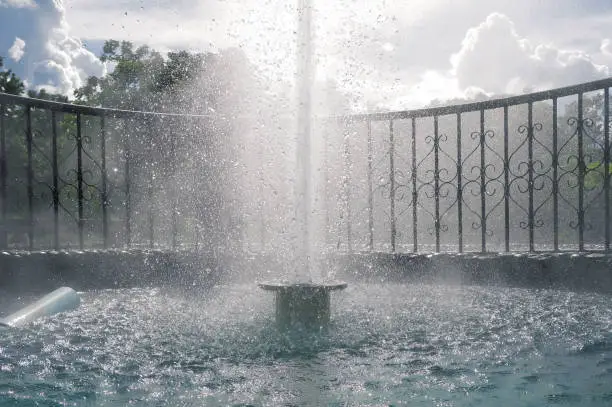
(0, 283, 610, 405)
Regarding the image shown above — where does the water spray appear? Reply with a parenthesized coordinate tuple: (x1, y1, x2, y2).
(259, 0, 346, 330)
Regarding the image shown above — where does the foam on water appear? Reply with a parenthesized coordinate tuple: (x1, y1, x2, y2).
(0, 283, 611, 405)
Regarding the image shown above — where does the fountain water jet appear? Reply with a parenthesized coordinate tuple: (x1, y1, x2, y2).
(258, 0, 346, 329)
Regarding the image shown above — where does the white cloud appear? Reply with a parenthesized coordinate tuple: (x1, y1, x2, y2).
(57, 1, 612, 108)
(4, 0, 107, 95)
(449, 13, 609, 95)
(387, 71, 460, 110)
(601, 38, 612, 56)
(378, 12, 612, 110)
(0, 0, 37, 8)
(4, 1, 612, 107)
(310, 8, 612, 110)
(8, 37, 25, 61)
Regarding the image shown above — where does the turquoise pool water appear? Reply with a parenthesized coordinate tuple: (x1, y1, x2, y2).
(0, 283, 611, 406)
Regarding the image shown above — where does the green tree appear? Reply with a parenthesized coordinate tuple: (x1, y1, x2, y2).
(0, 56, 25, 95)
(27, 89, 69, 103)
(74, 40, 164, 109)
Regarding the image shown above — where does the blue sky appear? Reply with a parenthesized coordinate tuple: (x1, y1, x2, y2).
(1, 0, 612, 109)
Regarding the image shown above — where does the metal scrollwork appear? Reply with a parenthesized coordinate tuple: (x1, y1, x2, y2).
(413, 131, 459, 236)
(507, 121, 550, 230)
(558, 116, 602, 232)
(457, 128, 503, 238)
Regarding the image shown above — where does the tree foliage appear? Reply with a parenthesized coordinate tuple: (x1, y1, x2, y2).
(0, 56, 25, 95)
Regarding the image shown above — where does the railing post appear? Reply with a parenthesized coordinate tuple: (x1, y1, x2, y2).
(0, 104, 6, 249)
(503, 106, 510, 252)
(527, 102, 535, 251)
(479, 109, 486, 252)
(100, 115, 108, 248)
(389, 119, 396, 252)
(456, 113, 463, 253)
(148, 185, 154, 248)
(322, 120, 330, 251)
(434, 116, 440, 252)
(170, 119, 178, 250)
(258, 125, 265, 252)
(366, 118, 374, 251)
(411, 117, 418, 253)
(51, 111, 60, 250)
(124, 120, 131, 248)
(577, 93, 585, 251)
(76, 113, 84, 250)
(552, 98, 559, 251)
(604, 89, 610, 251)
(147, 117, 155, 250)
(343, 120, 352, 253)
(25, 106, 34, 249)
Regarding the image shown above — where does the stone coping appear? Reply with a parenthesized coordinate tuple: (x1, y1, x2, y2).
(0, 249, 609, 262)
(337, 251, 612, 259)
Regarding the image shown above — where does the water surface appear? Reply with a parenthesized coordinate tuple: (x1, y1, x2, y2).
(0, 283, 611, 406)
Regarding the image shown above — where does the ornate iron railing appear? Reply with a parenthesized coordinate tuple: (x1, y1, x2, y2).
(324, 77, 612, 253)
(3, 77, 612, 253)
(0, 92, 218, 250)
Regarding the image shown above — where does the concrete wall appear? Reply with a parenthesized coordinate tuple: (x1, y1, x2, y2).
(334, 252, 612, 294)
(1, 250, 612, 295)
(0, 250, 220, 293)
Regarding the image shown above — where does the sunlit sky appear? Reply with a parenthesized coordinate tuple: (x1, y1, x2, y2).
(1, 0, 612, 110)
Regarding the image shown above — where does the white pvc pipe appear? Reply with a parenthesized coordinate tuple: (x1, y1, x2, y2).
(0, 287, 80, 328)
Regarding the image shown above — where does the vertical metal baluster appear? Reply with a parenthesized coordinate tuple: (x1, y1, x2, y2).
(124, 120, 131, 248)
(604, 89, 610, 251)
(0, 104, 6, 249)
(504, 106, 510, 252)
(578, 93, 585, 251)
(148, 117, 154, 249)
(194, 117, 202, 251)
(367, 118, 374, 251)
(171, 119, 178, 250)
(456, 113, 463, 253)
(51, 111, 59, 250)
(193, 122, 200, 248)
(528, 102, 535, 252)
(26, 106, 34, 249)
(434, 116, 440, 252)
(343, 120, 352, 252)
(389, 119, 396, 252)
(76, 113, 84, 250)
(100, 115, 108, 248)
(258, 125, 265, 252)
(479, 109, 486, 252)
(322, 120, 329, 250)
(197, 116, 205, 250)
(411, 117, 418, 252)
(552, 98, 559, 251)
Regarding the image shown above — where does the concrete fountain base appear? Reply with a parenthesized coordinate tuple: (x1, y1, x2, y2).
(258, 281, 347, 330)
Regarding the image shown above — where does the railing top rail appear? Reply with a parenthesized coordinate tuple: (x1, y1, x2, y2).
(2, 76, 612, 122)
(336, 76, 612, 123)
(0, 92, 215, 119)
(0, 92, 299, 121)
